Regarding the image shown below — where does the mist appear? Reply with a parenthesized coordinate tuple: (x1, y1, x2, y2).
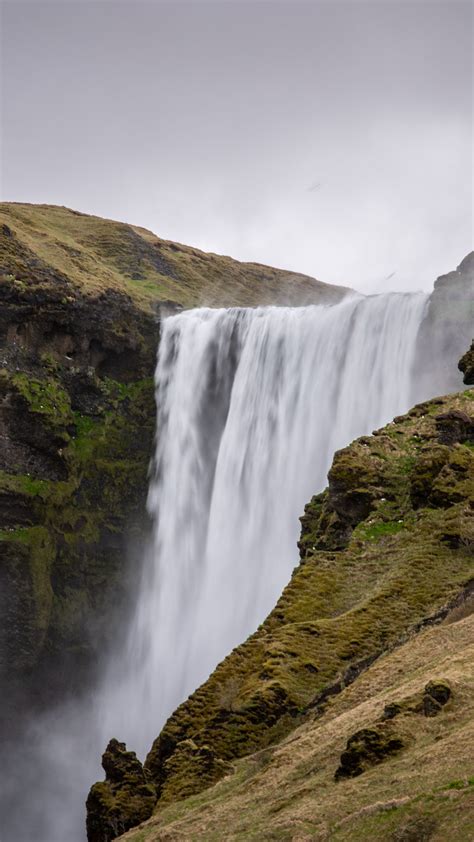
(1, 0, 472, 293)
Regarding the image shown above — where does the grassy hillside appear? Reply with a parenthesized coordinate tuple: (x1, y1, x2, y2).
(121, 608, 474, 842)
(87, 388, 474, 840)
(0, 203, 349, 311)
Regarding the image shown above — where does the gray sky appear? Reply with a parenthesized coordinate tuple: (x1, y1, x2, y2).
(1, 0, 472, 293)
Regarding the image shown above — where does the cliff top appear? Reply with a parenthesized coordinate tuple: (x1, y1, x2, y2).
(0, 203, 350, 312)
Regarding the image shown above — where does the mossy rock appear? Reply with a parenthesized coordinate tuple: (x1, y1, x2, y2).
(159, 739, 233, 805)
(335, 726, 405, 780)
(86, 739, 156, 842)
(423, 679, 451, 717)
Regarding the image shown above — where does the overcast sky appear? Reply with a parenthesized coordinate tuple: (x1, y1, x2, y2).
(1, 0, 472, 293)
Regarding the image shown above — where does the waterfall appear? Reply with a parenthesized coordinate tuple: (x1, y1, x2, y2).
(99, 291, 428, 756)
(1, 291, 433, 841)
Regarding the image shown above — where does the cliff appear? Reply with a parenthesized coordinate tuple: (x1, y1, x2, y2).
(89, 385, 473, 841)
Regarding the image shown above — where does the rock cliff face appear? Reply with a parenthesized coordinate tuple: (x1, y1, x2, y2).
(91, 383, 473, 841)
(415, 251, 473, 397)
(0, 285, 158, 725)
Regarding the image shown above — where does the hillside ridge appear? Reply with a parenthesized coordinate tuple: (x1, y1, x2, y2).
(0, 202, 350, 312)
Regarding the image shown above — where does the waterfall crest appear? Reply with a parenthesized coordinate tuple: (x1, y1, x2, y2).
(102, 292, 428, 755)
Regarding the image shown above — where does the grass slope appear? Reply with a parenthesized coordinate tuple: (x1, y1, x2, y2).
(121, 611, 474, 842)
(115, 389, 474, 841)
(0, 203, 349, 311)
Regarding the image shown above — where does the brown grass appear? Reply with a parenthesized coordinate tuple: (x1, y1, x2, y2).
(0, 203, 350, 312)
(120, 613, 474, 840)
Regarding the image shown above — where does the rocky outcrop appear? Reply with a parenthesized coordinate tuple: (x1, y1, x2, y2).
(86, 739, 156, 842)
(335, 726, 406, 780)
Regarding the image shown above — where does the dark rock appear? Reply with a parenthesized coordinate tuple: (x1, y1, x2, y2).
(335, 726, 405, 780)
(423, 680, 451, 717)
(435, 410, 474, 445)
(86, 739, 157, 842)
(0, 278, 157, 728)
(381, 702, 402, 721)
(328, 449, 379, 527)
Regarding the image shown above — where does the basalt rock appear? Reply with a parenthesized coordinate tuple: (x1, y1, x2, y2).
(158, 739, 233, 804)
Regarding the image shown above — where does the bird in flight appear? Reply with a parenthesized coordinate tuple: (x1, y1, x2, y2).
(385, 271, 396, 280)
(307, 181, 322, 192)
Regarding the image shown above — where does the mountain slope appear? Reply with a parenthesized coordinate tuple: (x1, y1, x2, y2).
(120, 609, 474, 842)
(0, 203, 349, 311)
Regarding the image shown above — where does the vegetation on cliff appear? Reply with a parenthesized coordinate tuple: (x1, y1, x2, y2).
(120, 598, 474, 842)
(0, 364, 155, 715)
(94, 387, 473, 841)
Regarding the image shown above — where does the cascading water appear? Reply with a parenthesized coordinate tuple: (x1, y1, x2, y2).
(2, 291, 436, 841)
(98, 291, 429, 757)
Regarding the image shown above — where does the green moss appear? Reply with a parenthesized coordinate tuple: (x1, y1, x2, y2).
(354, 519, 405, 542)
(1, 369, 156, 679)
(12, 372, 73, 428)
(0, 470, 51, 498)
